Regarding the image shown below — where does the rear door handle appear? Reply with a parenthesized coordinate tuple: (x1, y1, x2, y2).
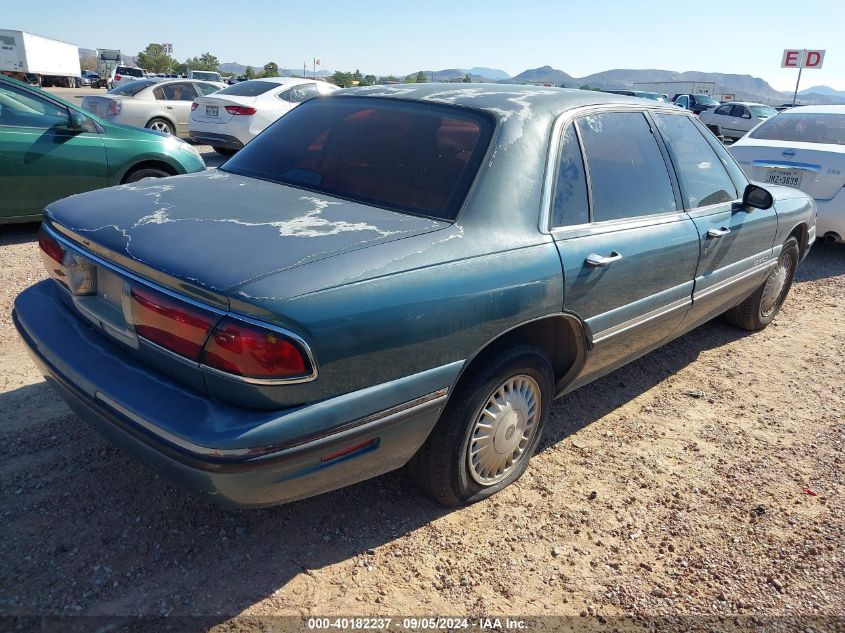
(707, 227, 731, 238)
(586, 251, 623, 267)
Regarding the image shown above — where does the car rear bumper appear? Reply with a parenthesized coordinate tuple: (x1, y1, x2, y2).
(188, 130, 245, 149)
(815, 191, 845, 240)
(13, 281, 451, 508)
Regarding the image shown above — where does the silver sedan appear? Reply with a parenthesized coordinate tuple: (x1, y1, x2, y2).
(80, 79, 225, 137)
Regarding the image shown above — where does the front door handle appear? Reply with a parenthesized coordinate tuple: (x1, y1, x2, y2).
(586, 251, 623, 267)
(707, 227, 731, 238)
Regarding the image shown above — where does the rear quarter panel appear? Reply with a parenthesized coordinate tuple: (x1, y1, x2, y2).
(769, 185, 817, 251)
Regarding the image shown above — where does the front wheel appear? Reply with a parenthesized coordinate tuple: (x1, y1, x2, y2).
(722, 236, 799, 331)
(123, 168, 172, 183)
(407, 345, 553, 506)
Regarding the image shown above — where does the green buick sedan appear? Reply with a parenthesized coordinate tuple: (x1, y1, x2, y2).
(0, 75, 206, 224)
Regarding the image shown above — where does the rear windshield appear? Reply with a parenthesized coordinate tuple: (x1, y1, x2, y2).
(116, 67, 144, 77)
(222, 97, 494, 220)
(109, 80, 156, 96)
(215, 81, 279, 97)
(749, 113, 845, 145)
(749, 105, 777, 117)
(695, 95, 720, 106)
(190, 72, 221, 81)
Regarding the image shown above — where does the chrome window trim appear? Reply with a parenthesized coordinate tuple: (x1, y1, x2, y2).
(539, 103, 691, 234)
(45, 224, 320, 385)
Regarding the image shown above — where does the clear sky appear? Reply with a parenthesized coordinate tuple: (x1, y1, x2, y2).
(5, 0, 844, 91)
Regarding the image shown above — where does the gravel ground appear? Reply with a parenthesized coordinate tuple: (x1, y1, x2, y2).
(0, 205, 843, 628)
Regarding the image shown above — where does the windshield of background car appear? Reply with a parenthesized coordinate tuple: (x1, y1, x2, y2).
(116, 67, 143, 77)
(222, 97, 495, 220)
(191, 72, 220, 81)
(749, 105, 777, 117)
(749, 113, 845, 145)
(215, 81, 279, 97)
(697, 96, 720, 106)
(110, 80, 156, 96)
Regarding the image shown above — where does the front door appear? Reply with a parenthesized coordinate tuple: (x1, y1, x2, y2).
(549, 111, 701, 391)
(159, 81, 200, 135)
(0, 82, 108, 220)
(651, 113, 778, 329)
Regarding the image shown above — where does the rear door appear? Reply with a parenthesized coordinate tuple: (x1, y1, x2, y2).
(159, 81, 199, 135)
(0, 82, 108, 219)
(652, 113, 777, 329)
(549, 110, 701, 391)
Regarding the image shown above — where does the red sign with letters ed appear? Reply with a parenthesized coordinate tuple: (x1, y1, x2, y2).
(782, 49, 826, 69)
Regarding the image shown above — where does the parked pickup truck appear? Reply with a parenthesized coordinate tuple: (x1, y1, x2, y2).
(699, 102, 778, 141)
(673, 93, 720, 115)
(14, 87, 816, 508)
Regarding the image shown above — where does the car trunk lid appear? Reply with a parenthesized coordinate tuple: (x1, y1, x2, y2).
(44, 170, 449, 299)
(731, 140, 845, 200)
(191, 95, 257, 124)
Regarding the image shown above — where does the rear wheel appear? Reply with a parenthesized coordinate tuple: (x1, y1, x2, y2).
(407, 345, 553, 506)
(213, 146, 238, 156)
(722, 236, 799, 331)
(146, 117, 175, 135)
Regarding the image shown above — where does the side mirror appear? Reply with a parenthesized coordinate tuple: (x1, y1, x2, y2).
(67, 111, 96, 133)
(742, 183, 774, 210)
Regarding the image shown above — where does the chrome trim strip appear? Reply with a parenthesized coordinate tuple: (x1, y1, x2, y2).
(752, 160, 821, 173)
(694, 260, 776, 302)
(591, 296, 691, 345)
(95, 388, 449, 460)
(45, 224, 320, 385)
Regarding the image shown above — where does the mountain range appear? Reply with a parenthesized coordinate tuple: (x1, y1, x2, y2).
(78, 49, 845, 105)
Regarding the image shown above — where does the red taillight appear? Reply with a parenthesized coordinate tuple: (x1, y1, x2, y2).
(191, 102, 199, 111)
(114, 74, 122, 81)
(225, 105, 256, 116)
(202, 318, 310, 379)
(39, 230, 64, 264)
(130, 286, 217, 360)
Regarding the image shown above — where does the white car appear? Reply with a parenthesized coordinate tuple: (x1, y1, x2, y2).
(729, 105, 845, 243)
(187, 70, 223, 83)
(189, 77, 338, 155)
(107, 65, 145, 90)
(81, 78, 225, 137)
(699, 102, 778, 141)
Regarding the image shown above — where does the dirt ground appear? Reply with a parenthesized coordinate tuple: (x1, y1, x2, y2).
(1, 218, 843, 629)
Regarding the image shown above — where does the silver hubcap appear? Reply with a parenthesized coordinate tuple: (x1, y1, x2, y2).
(149, 120, 171, 133)
(467, 375, 541, 486)
(761, 252, 794, 316)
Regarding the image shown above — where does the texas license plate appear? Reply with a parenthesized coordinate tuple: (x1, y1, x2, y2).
(205, 105, 218, 116)
(764, 169, 802, 188)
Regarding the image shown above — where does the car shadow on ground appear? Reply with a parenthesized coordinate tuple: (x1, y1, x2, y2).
(0, 314, 755, 626)
(0, 222, 40, 247)
(794, 242, 845, 283)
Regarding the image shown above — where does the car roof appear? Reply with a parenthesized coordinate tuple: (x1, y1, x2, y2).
(725, 101, 769, 107)
(334, 83, 675, 117)
(240, 77, 318, 86)
(781, 104, 845, 114)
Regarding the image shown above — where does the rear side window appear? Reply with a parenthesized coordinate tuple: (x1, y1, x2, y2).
(215, 81, 278, 97)
(552, 124, 589, 227)
(653, 114, 738, 208)
(116, 67, 143, 77)
(160, 82, 197, 100)
(715, 105, 732, 115)
(195, 82, 220, 96)
(279, 83, 319, 103)
(576, 112, 677, 221)
(222, 97, 494, 220)
(749, 113, 845, 145)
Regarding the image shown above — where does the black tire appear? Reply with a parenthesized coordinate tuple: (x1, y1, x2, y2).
(123, 168, 172, 184)
(212, 146, 238, 156)
(145, 117, 175, 135)
(407, 345, 554, 506)
(721, 236, 800, 331)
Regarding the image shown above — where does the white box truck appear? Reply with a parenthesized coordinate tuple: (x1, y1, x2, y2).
(0, 29, 81, 87)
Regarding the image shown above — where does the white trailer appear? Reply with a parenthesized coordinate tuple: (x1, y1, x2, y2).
(0, 29, 81, 87)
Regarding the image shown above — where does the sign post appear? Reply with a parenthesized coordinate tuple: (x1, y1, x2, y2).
(782, 49, 826, 106)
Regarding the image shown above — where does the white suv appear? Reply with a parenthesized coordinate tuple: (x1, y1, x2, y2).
(108, 66, 146, 90)
(187, 71, 223, 83)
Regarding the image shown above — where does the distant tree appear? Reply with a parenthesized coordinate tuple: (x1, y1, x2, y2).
(245, 66, 255, 79)
(137, 43, 174, 73)
(263, 62, 279, 77)
(80, 56, 97, 72)
(462, 73, 471, 83)
(382, 74, 399, 83)
(414, 71, 427, 83)
(331, 70, 354, 88)
(172, 61, 187, 75)
(352, 69, 364, 84)
(185, 53, 220, 72)
(363, 74, 378, 86)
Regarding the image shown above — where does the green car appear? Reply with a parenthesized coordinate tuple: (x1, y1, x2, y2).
(0, 74, 206, 224)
